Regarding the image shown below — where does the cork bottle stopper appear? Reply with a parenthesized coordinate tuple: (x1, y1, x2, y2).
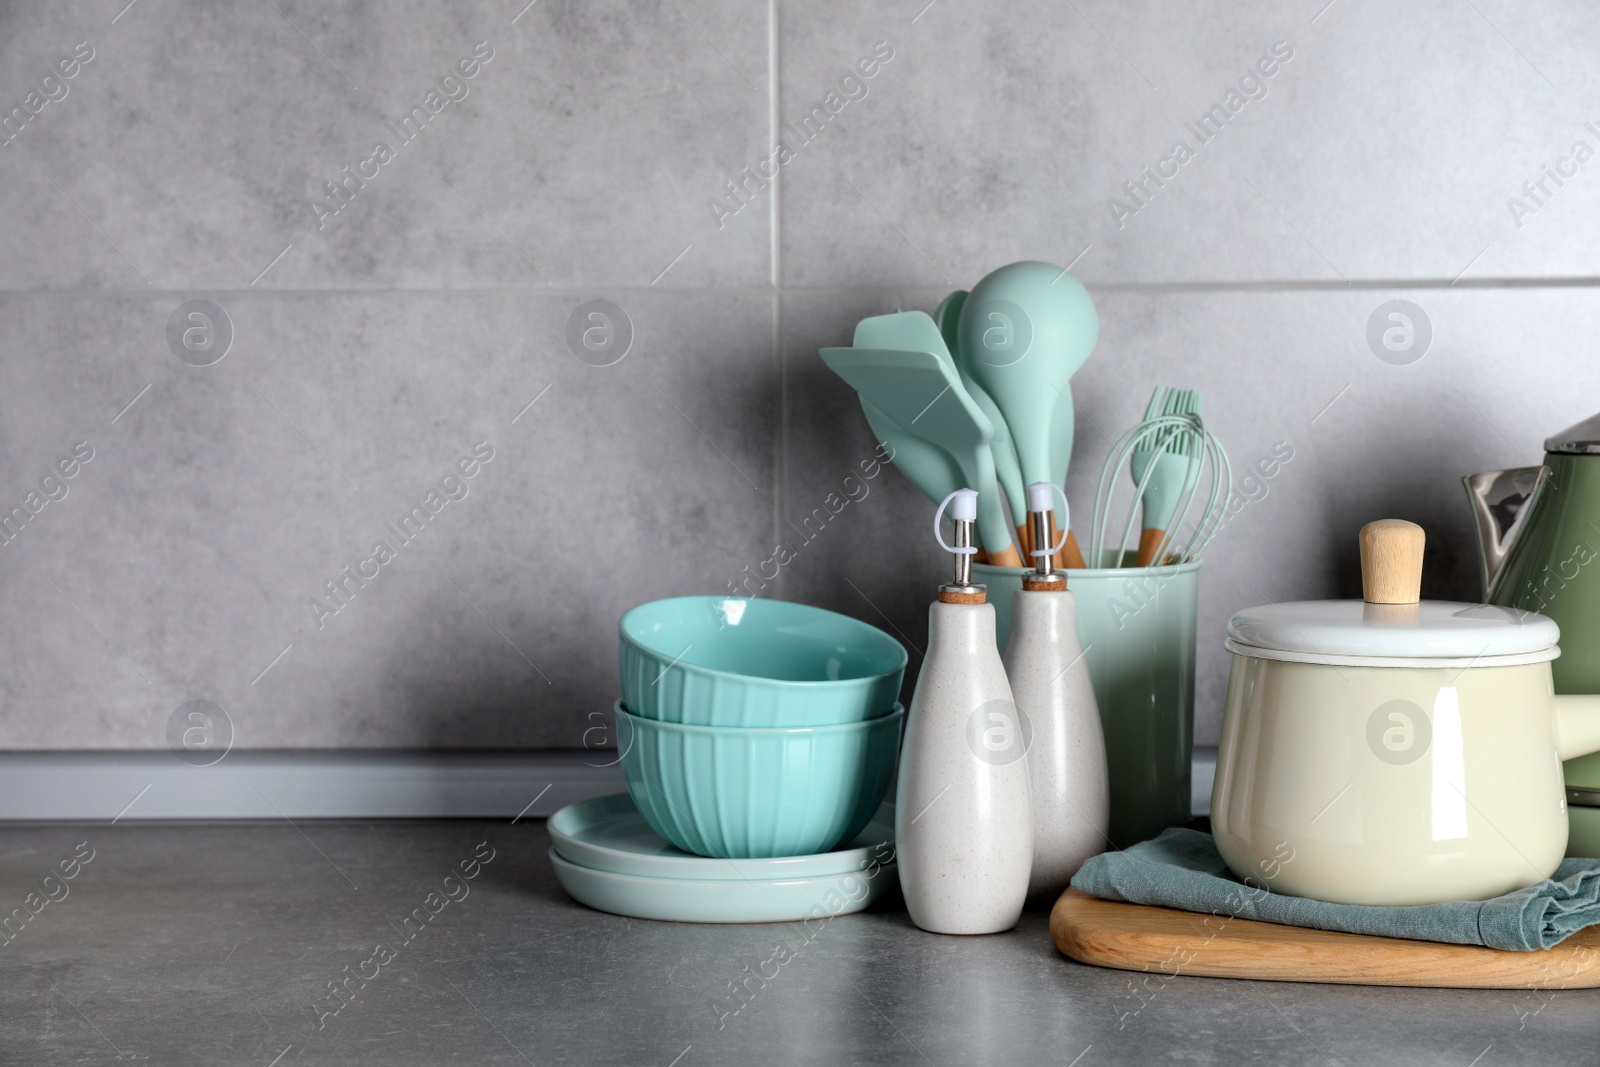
(1360, 519, 1424, 605)
(938, 588, 987, 605)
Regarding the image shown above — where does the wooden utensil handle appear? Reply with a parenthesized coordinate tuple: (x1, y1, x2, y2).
(1134, 528, 1165, 568)
(1057, 527, 1087, 570)
(1360, 519, 1425, 604)
(987, 543, 1024, 569)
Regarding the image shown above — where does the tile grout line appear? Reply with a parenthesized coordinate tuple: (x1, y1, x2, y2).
(770, 0, 786, 601)
(7, 278, 1600, 300)
(773, 290, 786, 601)
(769, 0, 781, 293)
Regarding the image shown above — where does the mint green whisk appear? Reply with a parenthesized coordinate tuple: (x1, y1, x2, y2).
(1089, 390, 1230, 568)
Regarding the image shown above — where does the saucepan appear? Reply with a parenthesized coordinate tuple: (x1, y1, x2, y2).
(1212, 520, 1600, 906)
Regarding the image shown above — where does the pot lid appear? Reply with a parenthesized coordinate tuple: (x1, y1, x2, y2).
(1226, 599, 1560, 663)
(1546, 410, 1600, 454)
(1226, 518, 1560, 667)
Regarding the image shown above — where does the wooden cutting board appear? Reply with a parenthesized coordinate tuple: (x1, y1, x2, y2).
(1051, 888, 1600, 988)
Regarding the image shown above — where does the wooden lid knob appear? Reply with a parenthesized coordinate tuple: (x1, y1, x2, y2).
(1360, 520, 1424, 605)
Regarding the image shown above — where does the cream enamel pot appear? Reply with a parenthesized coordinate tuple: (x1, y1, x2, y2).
(1212, 520, 1600, 906)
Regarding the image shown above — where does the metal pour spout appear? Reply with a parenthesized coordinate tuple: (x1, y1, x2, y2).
(934, 487, 986, 603)
(1462, 465, 1548, 599)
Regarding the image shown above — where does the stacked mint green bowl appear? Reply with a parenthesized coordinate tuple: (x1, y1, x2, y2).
(616, 597, 907, 858)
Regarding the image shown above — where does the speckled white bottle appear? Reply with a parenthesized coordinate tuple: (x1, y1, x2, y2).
(1005, 585, 1109, 906)
(895, 598, 1033, 935)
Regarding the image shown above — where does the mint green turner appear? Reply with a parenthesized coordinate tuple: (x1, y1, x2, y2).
(820, 347, 1024, 568)
(858, 398, 964, 512)
(857, 306, 1029, 534)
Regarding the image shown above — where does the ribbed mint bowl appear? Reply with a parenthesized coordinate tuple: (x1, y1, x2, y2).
(619, 596, 907, 727)
(615, 700, 904, 859)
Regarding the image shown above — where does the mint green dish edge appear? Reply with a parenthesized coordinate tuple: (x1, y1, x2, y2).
(548, 793, 896, 882)
(549, 849, 899, 923)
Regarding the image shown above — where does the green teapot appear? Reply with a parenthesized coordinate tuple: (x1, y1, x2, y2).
(1466, 411, 1600, 855)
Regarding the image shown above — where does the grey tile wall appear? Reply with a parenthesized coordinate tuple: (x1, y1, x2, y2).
(1, 0, 1596, 748)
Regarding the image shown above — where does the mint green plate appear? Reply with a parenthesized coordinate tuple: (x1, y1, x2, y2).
(550, 793, 895, 881)
(550, 848, 899, 923)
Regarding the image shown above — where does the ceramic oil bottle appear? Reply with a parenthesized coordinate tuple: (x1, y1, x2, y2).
(1005, 483, 1109, 905)
(896, 489, 1032, 935)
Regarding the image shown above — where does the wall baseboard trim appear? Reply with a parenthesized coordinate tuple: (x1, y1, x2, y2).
(0, 747, 1217, 822)
(0, 751, 624, 822)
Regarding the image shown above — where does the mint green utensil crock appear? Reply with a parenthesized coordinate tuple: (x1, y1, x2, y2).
(615, 701, 905, 859)
(976, 556, 1199, 849)
(619, 596, 906, 727)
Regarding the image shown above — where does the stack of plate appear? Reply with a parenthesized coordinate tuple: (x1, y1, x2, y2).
(549, 793, 900, 923)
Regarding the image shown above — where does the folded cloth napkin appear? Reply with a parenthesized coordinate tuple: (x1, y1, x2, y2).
(1070, 828, 1600, 952)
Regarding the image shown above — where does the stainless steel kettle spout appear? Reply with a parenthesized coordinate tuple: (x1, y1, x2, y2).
(1462, 466, 1549, 600)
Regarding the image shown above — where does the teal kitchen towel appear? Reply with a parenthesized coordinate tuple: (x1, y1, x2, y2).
(1070, 829, 1600, 952)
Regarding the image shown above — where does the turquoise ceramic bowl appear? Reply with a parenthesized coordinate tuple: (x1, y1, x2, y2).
(619, 597, 907, 726)
(615, 700, 904, 859)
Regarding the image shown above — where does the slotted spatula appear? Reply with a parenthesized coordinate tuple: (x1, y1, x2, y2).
(820, 346, 1023, 567)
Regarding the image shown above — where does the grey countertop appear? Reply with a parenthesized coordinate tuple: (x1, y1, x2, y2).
(0, 820, 1592, 1066)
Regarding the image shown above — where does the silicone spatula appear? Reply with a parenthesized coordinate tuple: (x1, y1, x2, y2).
(957, 262, 1097, 567)
(859, 399, 964, 509)
(867, 306, 1029, 520)
(821, 346, 1023, 567)
(1044, 385, 1088, 569)
(1130, 387, 1203, 566)
(932, 294, 1032, 549)
(856, 307, 1029, 560)
(858, 399, 995, 565)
